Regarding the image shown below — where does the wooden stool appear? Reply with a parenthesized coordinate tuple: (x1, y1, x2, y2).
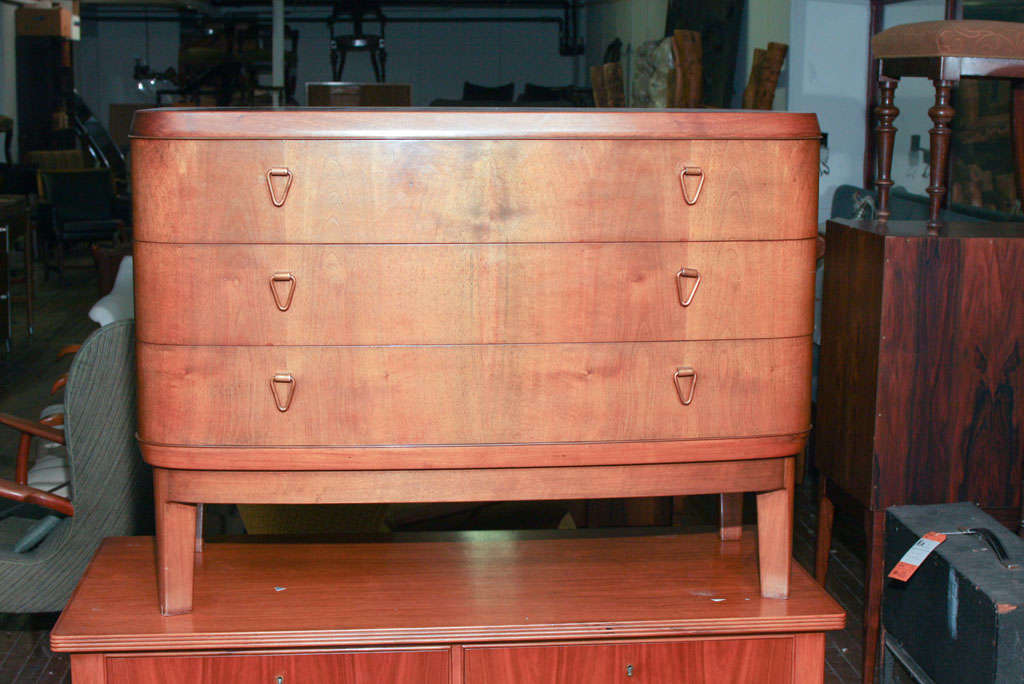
(871, 20, 1024, 231)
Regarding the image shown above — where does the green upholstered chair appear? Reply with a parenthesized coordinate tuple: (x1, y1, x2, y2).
(870, 20, 1024, 229)
(0, 321, 152, 613)
(36, 168, 125, 283)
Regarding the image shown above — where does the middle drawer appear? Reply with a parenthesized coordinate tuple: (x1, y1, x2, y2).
(135, 240, 814, 345)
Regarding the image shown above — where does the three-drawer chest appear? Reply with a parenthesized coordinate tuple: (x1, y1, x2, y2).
(130, 109, 820, 615)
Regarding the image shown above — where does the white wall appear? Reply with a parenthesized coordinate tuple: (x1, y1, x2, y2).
(74, 6, 580, 129)
(736, 0, 791, 109)
(788, 0, 870, 222)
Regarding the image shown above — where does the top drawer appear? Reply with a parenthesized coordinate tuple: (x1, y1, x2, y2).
(132, 139, 818, 244)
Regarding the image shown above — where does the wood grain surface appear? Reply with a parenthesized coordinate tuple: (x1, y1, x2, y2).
(50, 532, 844, 653)
(463, 637, 794, 683)
(132, 139, 818, 243)
(139, 434, 809, 471)
(817, 219, 1024, 510)
(106, 649, 449, 684)
(158, 459, 787, 505)
(134, 240, 816, 345)
(136, 338, 812, 447)
(875, 232, 1024, 508)
(815, 220, 886, 507)
(129, 108, 821, 141)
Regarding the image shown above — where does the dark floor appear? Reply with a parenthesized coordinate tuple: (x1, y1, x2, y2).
(0, 259, 868, 684)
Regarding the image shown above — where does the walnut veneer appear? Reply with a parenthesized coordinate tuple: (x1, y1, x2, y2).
(51, 532, 845, 683)
(130, 108, 820, 615)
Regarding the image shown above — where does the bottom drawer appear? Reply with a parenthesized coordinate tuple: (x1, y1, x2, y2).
(106, 648, 449, 684)
(464, 637, 795, 684)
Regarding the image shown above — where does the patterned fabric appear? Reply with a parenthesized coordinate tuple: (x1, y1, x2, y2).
(0, 321, 153, 613)
(872, 20, 1024, 60)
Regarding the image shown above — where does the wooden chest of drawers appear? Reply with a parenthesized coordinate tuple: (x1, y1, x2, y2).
(130, 109, 819, 615)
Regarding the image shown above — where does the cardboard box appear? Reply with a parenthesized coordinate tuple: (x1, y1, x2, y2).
(16, 7, 73, 39)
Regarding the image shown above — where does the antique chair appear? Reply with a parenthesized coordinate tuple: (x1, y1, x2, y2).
(871, 20, 1024, 230)
(36, 168, 125, 283)
(0, 321, 152, 613)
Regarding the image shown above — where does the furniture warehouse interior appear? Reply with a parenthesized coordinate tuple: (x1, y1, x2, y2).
(0, 1, 1021, 683)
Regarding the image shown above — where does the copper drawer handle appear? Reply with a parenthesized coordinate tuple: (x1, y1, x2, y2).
(673, 367, 697, 406)
(270, 373, 295, 412)
(676, 267, 701, 306)
(680, 167, 704, 205)
(266, 168, 293, 207)
(270, 272, 296, 311)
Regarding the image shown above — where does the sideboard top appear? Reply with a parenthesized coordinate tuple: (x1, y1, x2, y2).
(130, 108, 822, 141)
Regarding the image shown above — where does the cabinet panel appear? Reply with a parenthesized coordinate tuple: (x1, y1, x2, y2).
(134, 240, 815, 345)
(464, 637, 794, 683)
(132, 139, 819, 244)
(136, 338, 812, 447)
(106, 649, 449, 684)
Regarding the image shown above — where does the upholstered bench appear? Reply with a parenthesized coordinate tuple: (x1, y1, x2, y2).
(870, 19, 1024, 229)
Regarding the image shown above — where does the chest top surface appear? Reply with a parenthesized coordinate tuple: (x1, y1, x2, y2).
(129, 107, 821, 141)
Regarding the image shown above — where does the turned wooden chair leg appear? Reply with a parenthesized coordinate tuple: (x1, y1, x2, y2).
(875, 76, 900, 220)
(815, 475, 834, 584)
(756, 457, 795, 599)
(719, 492, 743, 541)
(927, 79, 955, 233)
(154, 469, 197, 616)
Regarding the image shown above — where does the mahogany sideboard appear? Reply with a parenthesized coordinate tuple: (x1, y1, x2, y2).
(130, 108, 820, 615)
(51, 532, 845, 683)
(815, 218, 1024, 683)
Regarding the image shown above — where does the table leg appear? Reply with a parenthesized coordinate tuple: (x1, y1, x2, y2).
(815, 476, 834, 584)
(863, 509, 886, 684)
(154, 468, 197, 616)
(23, 221, 32, 335)
(719, 492, 743, 541)
(756, 456, 795, 598)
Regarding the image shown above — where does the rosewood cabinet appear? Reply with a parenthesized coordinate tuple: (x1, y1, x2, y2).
(129, 109, 820, 615)
(815, 218, 1024, 683)
(51, 533, 845, 683)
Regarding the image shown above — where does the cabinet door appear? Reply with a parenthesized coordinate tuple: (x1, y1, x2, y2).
(106, 649, 449, 684)
(464, 638, 794, 683)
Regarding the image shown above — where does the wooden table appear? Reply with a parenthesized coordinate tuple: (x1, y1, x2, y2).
(815, 217, 1024, 683)
(51, 530, 844, 683)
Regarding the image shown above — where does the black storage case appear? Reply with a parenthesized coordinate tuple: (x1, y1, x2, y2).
(884, 503, 1024, 683)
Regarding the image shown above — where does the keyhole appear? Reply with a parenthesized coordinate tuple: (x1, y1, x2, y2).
(275, 676, 284, 684)
(626, 664, 634, 677)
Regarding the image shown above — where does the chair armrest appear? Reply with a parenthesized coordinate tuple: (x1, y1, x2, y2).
(0, 478, 74, 516)
(0, 413, 65, 444)
(57, 344, 80, 360)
